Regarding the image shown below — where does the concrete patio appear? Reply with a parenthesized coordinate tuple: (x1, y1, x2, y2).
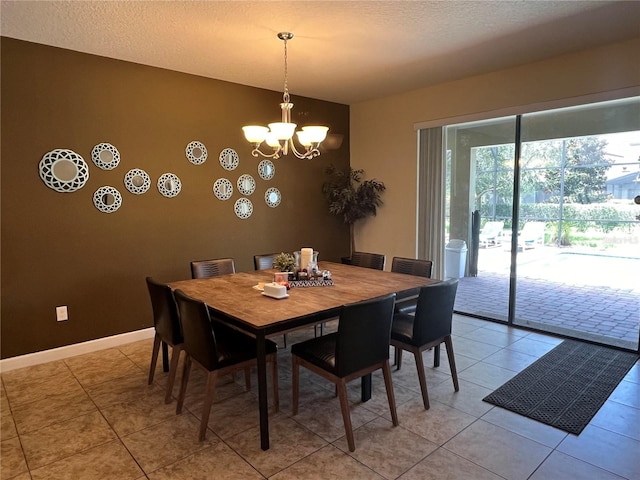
(454, 243, 640, 351)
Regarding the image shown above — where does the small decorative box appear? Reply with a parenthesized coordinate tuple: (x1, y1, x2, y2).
(289, 279, 334, 288)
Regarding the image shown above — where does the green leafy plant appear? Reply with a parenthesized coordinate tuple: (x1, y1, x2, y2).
(322, 165, 386, 256)
(272, 252, 296, 272)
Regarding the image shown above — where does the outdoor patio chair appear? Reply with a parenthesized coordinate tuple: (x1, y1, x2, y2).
(518, 222, 546, 250)
(479, 221, 504, 248)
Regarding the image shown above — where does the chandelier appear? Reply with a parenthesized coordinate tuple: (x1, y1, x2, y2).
(242, 32, 328, 160)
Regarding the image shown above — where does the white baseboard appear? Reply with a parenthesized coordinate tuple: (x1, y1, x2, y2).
(0, 328, 155, 373)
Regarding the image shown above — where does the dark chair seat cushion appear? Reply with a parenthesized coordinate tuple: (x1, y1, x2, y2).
(391, 313, 416, 345)
(291, 333, 337, 375)
(213, 322, 277, 369)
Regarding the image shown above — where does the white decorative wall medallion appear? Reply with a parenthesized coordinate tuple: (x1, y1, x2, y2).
(234, 198, 253, 219)
(39, 149, 89, 193)
(219, 148, 239, 171)
(93, 186, 122, 213)
(265, 187, 281, 208)
(213, 178, 233, 200)
(258, 159, 275, 180)
(157, 173, 182, 198)
(91, 143, 120, 170)
(124, 168, 151, 195)
(186, 141, 208, 165)
(237, 174, 256, 196)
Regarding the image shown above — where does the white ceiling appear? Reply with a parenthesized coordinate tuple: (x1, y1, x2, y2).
(1, 1, 639, 105)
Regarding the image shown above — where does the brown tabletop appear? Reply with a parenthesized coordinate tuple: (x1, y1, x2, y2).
(169, 261, 436, 450)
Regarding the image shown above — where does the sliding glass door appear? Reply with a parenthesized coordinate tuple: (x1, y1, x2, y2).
(444, 117, 515, 322)
(437, 97, 640, 351)
(515, 100, 640, 349)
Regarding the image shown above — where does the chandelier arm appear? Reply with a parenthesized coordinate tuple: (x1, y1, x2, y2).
(250, 144, 282, 159)
(287, 138, 319, 160)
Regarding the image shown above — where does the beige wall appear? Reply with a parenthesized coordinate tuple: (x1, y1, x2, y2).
(0, 38, 350, 359)
(350, 38, 640, 269)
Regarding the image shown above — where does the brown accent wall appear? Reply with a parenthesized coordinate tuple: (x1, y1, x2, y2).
(1, 38, 350, 359)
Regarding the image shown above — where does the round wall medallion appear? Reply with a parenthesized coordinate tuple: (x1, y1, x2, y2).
(213, 178, 233, 200)
(265, 187, 281, 208)
(186, 141, 208, 165)
(234, 197, 253, 219)
(93, 186, 122, 213)
(237, 174, 256, 196)
(91, 143, 120, 170)
(157, 173, 182, 198)
(124, 168, 151, 195)
(39, 148, 89, 192)
(219, 148, 239, 171)
(258, 159, 275, 180)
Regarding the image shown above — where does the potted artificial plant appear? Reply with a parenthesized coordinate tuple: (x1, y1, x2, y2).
(322, 165, 386, 258)
(272, 252, 296, 272)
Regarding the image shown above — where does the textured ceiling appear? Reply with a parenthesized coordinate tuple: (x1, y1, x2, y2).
(1, 1, 639, 104)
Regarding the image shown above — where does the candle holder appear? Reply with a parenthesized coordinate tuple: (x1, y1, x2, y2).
(293, 250, 319, 279)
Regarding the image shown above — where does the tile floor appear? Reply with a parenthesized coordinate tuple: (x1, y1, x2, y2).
(1, 315, 638, 480)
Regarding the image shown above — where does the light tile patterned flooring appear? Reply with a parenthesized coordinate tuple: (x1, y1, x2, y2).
(1, 315, 639, 479)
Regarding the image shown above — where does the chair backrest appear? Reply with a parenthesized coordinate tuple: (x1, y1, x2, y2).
(254, 253, 278, 271)
(412, 279, 459, 345)
(191, 258, 235, 279)
(520, 222, 546, 242)
(391, 257, 433, 278)
(146, 277, 183, 346)
(346, 251, 386, 270)
(335, 293, 396, 377)
(481, 221, 504, 236)
(173, 289, 219, 371)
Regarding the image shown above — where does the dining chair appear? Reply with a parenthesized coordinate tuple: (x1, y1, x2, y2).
(190, 257, 235, 279)
(146, 277, 184, 404)
(253, 253, 278, 271)
(174, 288, 279, 441)
(291, 293, 398, 452)
(342, 251, 386, 270)
(391, 279, 459, 409)
(390, 257, 433, 315)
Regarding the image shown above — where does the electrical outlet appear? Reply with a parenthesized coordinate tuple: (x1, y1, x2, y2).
(56, 306, 68, 322)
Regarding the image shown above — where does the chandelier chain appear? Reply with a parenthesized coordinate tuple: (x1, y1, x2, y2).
(282, 36, 290, 103)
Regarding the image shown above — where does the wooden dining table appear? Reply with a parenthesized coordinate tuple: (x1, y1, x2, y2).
(169, 260, 437, 450)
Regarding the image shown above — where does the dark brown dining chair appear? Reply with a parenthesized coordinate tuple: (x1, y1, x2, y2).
(253, 253, 278, 271)
(391, 257, 433, 315)
(342, 251, 386, 270)
(174, 289, 279, 441)
(291, 293, 398, 452)
(146, 277, 184, 404)
(190, 257, 235, 279)
(391, 279, 459, 409)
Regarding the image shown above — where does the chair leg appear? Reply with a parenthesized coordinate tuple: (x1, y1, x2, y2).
(244, 367, 251, 390)
(382, 361, 399, 426)
(444, 336, 459, 391)
(148, 333, 161, 385)
(164, 344, 182, 404)
(292, 355, 300, 415)
(199, 370, 218, 441)
(433, 345, 441, 368)
(337, 379, 355, 452)
(414, 350, 430, 409)
(396, 346, 403, 370)
(161, 341, 169, 372)
(271, 353, 279, 412)
(283, 333, 288, 349)
(176, 355, 192, 414)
